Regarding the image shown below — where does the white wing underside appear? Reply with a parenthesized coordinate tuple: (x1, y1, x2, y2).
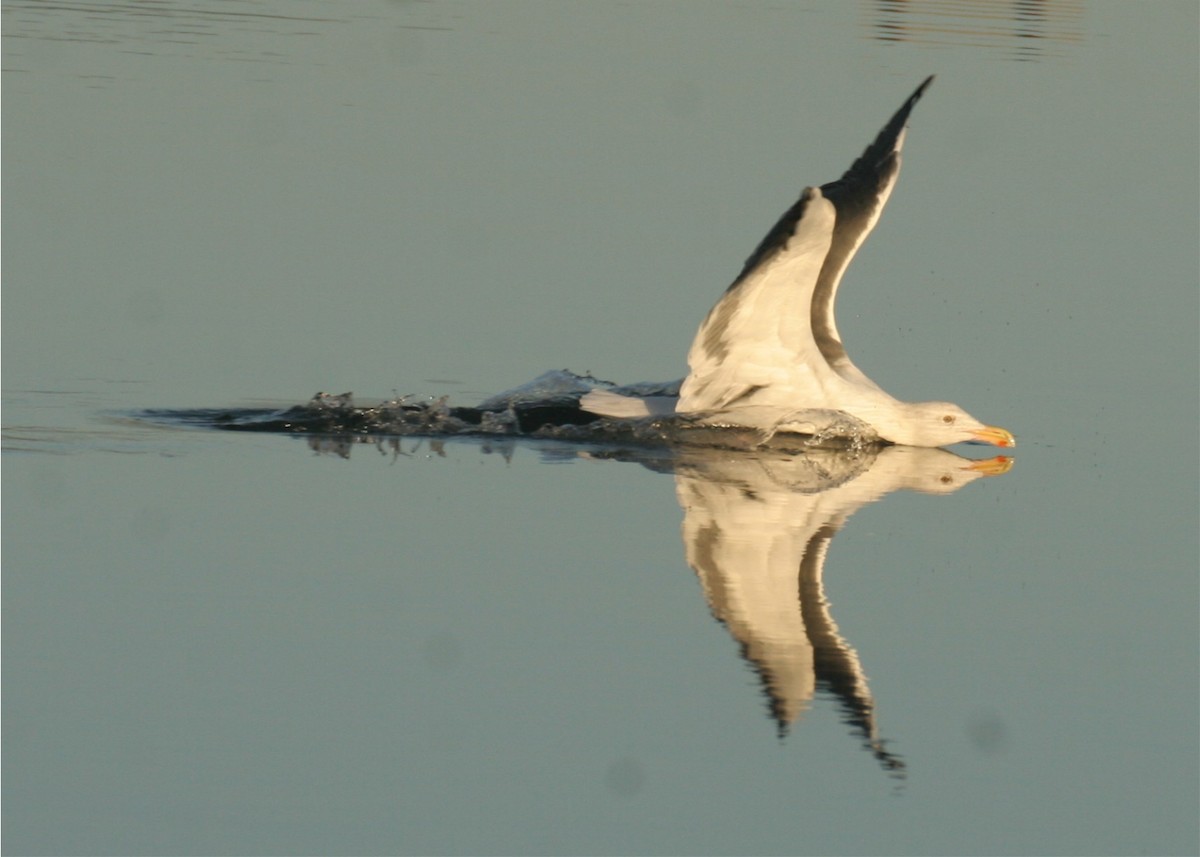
(679, 189, 841, 414)
(580, 179, 900, 430)
(580, 190, 861, 425)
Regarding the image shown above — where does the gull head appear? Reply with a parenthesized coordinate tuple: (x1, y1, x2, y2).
(881, 401, 1016, 449)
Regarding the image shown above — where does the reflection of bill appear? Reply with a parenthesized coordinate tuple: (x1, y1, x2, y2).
(673, 445, 1012, 776)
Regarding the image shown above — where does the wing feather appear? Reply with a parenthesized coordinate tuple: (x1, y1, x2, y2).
(813, 75, 933, 386)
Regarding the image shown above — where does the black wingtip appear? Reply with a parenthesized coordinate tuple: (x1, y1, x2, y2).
(903, 76, 935, 120)
(894, 74, 935, 128)
(825, 75, 936, 192)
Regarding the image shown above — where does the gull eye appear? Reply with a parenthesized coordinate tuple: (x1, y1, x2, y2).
(942, 414, 955, 424)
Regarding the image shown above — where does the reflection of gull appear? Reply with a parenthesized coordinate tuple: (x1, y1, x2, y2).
(582, 78, 1014, 449)
(672, 444, 1011, 774)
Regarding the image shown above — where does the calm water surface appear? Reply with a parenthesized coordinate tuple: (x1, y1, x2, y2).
(4, 2, 1197, 855)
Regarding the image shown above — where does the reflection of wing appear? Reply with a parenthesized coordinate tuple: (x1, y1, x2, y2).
(674, 444, 1009, 775)
(796, 523, 901, 774)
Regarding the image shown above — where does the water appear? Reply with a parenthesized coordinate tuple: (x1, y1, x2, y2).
(4, 2, 1197, 855)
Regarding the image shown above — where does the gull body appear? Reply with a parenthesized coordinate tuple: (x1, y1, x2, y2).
(581, 77, 1014, 449)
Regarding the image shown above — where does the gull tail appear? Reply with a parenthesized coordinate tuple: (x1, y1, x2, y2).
(579, 390, 677, 419)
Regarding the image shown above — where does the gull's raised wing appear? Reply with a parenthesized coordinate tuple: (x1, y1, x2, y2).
(679, 77, 935, 413)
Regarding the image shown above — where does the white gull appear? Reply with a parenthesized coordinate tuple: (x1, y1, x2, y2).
(581, 76, 1014, 449)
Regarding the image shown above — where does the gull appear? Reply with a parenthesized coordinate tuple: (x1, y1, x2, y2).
(581, 77, 1014, 449)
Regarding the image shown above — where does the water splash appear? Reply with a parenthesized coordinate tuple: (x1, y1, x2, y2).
(142, 370, 888, 452)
